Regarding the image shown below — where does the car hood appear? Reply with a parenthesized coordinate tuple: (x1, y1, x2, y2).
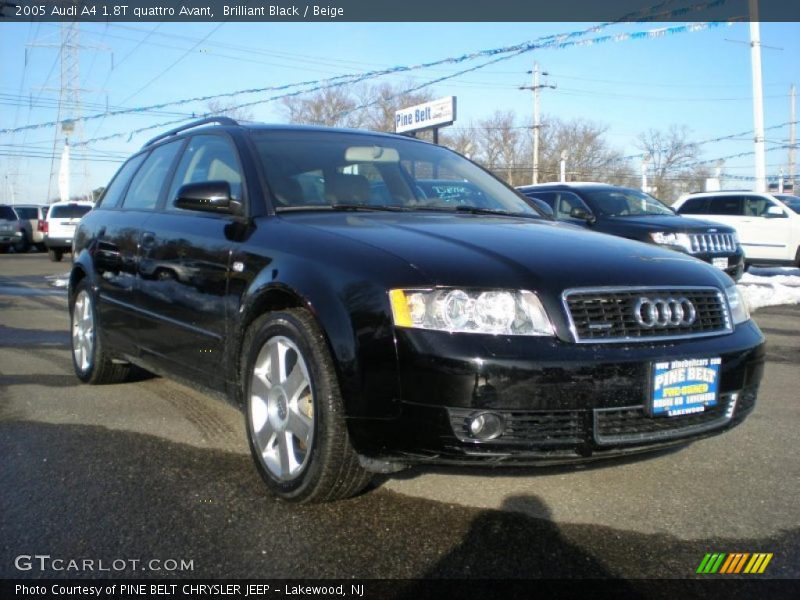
(284, 212, 730, 296)
(604, 214, 735, 233)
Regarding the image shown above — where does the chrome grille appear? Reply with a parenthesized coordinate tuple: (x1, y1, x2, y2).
(688, 233, 737, 254)
(563, 287, 732, 343)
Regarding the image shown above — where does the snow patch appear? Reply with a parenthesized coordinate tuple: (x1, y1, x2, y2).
(738, 267, 800, 311)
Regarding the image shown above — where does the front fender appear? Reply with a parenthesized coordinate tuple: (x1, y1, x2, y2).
(233, 256, 402, 420)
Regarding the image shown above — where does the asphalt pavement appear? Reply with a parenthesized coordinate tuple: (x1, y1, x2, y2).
(1, 252, 798, 580)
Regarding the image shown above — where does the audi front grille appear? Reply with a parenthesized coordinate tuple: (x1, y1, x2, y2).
(562, 286, 732, 343)
(688, 232, 737, 254)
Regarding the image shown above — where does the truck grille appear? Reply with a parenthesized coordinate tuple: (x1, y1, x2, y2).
(688, 232, 737, 254)
(563, 287, 731, 343)
(448, 408, 583, 445)
(594, 394, 736, 445)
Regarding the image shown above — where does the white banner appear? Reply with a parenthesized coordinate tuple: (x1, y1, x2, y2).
(58, 143, 70, 202)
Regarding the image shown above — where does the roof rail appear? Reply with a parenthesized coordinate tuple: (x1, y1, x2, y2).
(142, 116, 239, 148)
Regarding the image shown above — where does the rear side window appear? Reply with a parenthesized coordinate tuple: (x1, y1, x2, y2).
(122, 141, 183, 210)
(707, 196, 743, 216)
(98, 153, 146, 208)
(49, 205, 92, 219)
(676, 197, 708, 214)
(14, 207, 37, 219)
(0, 206, 17, 220)
(167, 135, 243, 207)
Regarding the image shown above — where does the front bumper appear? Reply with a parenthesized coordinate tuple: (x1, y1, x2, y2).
(349, 320, 764, 465)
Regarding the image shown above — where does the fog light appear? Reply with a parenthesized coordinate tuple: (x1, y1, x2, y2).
(468, 412, 505, 440)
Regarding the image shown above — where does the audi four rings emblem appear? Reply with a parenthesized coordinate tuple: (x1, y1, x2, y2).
(633, 297, 697, 328)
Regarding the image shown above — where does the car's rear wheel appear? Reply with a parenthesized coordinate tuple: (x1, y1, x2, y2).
(70, 280, 130, 384)
(14, 233, 29, 253)
(242, 309, 372, 503)
(49, 248, 63, 262)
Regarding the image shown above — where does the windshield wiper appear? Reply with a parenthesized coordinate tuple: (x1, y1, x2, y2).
(452, 205, 541, 218)
(330, 204, 409, 212)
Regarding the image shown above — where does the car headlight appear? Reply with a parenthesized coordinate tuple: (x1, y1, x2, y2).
(649, 232, 693, 253)
(389, 288, 554, 336)
(725, 284, 750, 325)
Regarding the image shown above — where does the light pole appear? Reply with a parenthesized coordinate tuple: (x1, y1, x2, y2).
(641, 154, 651, 192)
(560, 150, 568, 182)
(749, 0, 767, 192)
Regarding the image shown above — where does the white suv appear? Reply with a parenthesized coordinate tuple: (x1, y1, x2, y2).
(43, 201, 93, 262)
(674, 191, 800, 267)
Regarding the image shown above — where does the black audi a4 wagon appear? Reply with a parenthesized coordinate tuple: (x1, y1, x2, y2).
(69, 118, 765, 502)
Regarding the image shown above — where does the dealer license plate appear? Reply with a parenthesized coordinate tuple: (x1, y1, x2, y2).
(651, 357, 721, 417)
(712, 257, 728, 269)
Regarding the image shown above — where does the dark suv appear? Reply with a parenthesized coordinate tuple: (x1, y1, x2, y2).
(69, 118, 764, 503)
(518, 183, 745, 281)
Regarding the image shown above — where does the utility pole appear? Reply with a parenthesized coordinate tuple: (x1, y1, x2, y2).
(749, 0, 767, 192)
(790, 84, 796, 188)
(520, 63, 556, 185)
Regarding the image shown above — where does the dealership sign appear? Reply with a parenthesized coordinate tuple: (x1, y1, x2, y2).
(395, 96, 456, 134)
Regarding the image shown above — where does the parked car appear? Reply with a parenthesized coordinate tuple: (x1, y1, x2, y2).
(69, 118, 764, 503)
(44, 200, 93, 262)
(12, 204, 49, 252)
(674, 191, 800, 268)
(519, 183, 745, 281)
(0, 205, 26, 253)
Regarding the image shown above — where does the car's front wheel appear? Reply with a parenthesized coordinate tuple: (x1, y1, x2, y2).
(70, 280, 130, 384)
(242, 309, 372, 503)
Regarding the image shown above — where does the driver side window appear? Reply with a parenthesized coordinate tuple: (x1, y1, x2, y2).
(554, 192, 589, 219)
(167, 135, 243, 209)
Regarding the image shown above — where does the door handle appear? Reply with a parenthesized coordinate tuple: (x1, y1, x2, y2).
(140, 231, 156, 248)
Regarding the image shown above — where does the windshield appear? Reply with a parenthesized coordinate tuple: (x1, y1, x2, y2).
(252, 130, 542, 217)
(583, 188, 675, 217)
(776, 195, 800, 214)
(0, 206, 18, 221)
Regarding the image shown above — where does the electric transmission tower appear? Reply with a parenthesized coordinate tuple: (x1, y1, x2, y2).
(29, 19, 109, 202)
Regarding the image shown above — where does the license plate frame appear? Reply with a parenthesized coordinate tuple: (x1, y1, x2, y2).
(650, 357, 721, 417)
(712, 257, 728, 269)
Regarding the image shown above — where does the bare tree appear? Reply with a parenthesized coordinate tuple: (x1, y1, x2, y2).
(538, 117, 634, 185)
(439, 126, 477, 158)
(471, 111, 530, 186)
(636, 125, 709, 202)
(206, 100, 254, 122)
(280, 86, 364, 128)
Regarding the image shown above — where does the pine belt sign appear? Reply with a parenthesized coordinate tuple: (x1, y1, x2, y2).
(395, 96, 457, 134)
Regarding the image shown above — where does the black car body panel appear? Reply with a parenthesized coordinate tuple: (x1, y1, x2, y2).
(518, 183, 745, 281)
(70, 123, 764, 472)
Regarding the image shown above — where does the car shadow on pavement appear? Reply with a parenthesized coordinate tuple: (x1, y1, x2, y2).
(1, 420, 798, 582)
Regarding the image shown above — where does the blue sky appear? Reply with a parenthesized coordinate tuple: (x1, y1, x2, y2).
(1, 20, 799, 202)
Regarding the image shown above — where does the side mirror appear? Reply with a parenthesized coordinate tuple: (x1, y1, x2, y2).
(174, 181, 242, 215)
(570, 206, 596, 223)
(764, 205, 786, 218)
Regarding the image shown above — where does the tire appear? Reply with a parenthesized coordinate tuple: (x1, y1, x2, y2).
(69, 279, 130, 385)
(0, 246, 7, 254)
(13, 233, 29, 254)
(795, 247, 800, 268)
(242, 309, 372, 503)
(49, 248, 63, 262)
(35, 243, 47, 253)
